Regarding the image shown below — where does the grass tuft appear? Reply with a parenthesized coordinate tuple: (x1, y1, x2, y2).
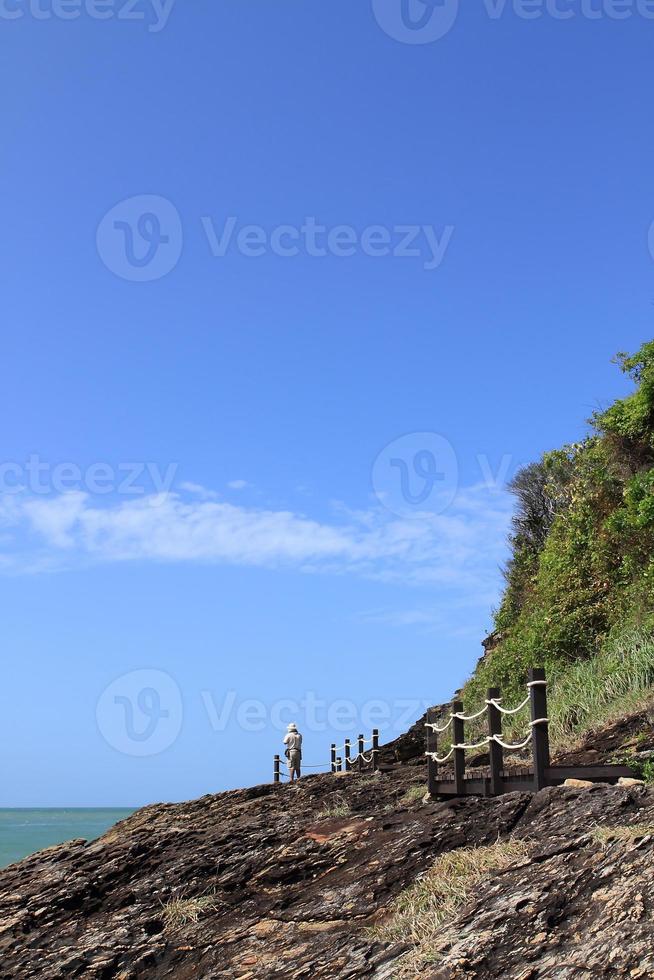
(400, 785, 426, 807)
(372, 839, 530, 974)
(162, 893, 219, 929)
(317, 794, 351, 819)
(591, 823, 654, 848)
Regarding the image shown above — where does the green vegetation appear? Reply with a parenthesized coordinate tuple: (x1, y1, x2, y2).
(463, 341, 654, 735)
(317, 794, 351, 818)
(546, 629, 654, 747)
(436, 628, 654, 757)
(400, 785, 427, 807)
(373, 840, 530, 975)
(618, 754, 654, 784)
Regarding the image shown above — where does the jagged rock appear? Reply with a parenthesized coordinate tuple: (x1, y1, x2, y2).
(555, 709, 654, 767)
(424, 784, 654, 979)
(1, 761, 653, 979)
(618, 777, 646, 787)
(563, 778, 595, 788)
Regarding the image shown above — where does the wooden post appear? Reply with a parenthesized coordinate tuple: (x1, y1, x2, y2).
(358, 734, 364, 773)
(336, 756, 343, 773)
(274, 754, 281, 784)
(487, 687, 503, 797)
(529, 667, 550, 791)
(372, 729, 379, 771)
(426, 707, 438, 796)
(330, 743, 337, 774)
(451, 700, 466, 796)
(344, 738, 351, 771)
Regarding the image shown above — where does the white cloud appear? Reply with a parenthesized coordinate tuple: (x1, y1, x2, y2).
(0, 483, 512, 601)
(227, 479, 250, 490)
(178, 481, 218, 500)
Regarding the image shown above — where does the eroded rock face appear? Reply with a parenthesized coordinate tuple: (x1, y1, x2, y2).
(1, 767, 653, 979)
(427, 784, 654, 980)
(0, 767, 525, 979)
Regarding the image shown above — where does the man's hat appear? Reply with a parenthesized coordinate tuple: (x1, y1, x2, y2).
(287, 722, 298, 731)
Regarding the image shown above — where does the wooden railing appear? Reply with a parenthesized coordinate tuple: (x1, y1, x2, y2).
(425, 667, 631, 797)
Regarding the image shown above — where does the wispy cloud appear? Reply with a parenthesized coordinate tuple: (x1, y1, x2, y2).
(178, 481, 218, 500)
(0, 483, 512, 600)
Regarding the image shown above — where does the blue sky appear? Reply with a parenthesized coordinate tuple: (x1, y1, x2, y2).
(1, 0, 652, 805)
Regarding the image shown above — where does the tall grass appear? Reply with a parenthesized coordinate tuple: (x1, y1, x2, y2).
(546, 627, 654, 749)
(373, 840, 530, 975)
(434, 628, 654, 758)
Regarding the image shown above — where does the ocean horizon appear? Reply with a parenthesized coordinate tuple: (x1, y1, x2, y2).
(0, 808, 136, 870)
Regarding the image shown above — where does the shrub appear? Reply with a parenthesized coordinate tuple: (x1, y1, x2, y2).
(469, 342, 654, 708)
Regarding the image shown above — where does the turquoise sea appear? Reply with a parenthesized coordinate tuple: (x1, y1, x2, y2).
(0, 809, 135, 869)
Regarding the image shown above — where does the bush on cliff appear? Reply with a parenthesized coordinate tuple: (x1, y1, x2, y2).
(464, 340, 654, 717)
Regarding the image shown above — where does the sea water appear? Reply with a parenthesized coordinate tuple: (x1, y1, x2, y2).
(0, 808, 135, 869)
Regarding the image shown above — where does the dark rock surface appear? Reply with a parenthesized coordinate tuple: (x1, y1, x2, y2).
(555, 707, 654, 768)
(1, 755, 653, 979)
(427, 783, 654, 979)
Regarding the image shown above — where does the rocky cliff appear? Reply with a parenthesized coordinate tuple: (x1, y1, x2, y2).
(1, 719, 653, 980)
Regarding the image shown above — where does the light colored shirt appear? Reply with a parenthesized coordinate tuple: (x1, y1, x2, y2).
(283, 732, 302, 752)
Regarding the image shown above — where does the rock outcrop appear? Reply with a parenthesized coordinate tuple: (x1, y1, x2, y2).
(1, 745, 653, 979)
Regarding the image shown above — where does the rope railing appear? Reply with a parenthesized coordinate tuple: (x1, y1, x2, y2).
(425, 717, 549, 762)
(425, 668, 551, 796)
(331, 736, 375, 752)
(273, 729, 380, 783)
(425, 694, 533, 731)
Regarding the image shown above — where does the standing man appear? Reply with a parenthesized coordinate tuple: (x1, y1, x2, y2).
(283, 722, 302, 782)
